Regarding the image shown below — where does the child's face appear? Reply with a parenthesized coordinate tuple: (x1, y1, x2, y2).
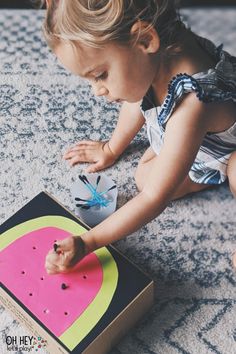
(55, 40, 157, 103)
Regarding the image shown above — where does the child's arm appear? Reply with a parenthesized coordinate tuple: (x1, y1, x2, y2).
(46, 94, 209, 274)
(63, 101, 145, 172)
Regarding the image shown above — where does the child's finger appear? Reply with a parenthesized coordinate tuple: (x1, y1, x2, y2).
(63, 146, 77, 155)
(63, 146, 81, 157)
(70, 146, 95, 152)
(75, 140, 98, 146)
(45, 263, 60, 274)
(69, 156, 84, 167)
(85, 161, 104, 173)
(55, 236, 75, 252)
(63, 152, 82, 162)
(69, 153, 97, 166)
(45, 256, 61, 274)
(46, 249, 61, 262)
(65, 145, 96, 153)
(57, 265, 71, 273)
(63, 150, 78, 159)
(63, 147, 94, 159)
(64, 150, 95, 163)
(45, 250, 70, 273)
(64, 141, 97, 155)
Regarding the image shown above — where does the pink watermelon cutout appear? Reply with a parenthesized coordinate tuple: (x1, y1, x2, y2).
(0, 226, 102, 335)
(0, 216, 118, 350)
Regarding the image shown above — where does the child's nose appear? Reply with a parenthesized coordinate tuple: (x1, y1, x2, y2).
(93, 85, 109, 97)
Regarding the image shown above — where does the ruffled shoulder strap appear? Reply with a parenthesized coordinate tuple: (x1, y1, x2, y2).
(158, 73, 203, 128)
(158, 69, 236, 130)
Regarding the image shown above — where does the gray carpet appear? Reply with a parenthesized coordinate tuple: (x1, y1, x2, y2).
(0, 7, 236, 354)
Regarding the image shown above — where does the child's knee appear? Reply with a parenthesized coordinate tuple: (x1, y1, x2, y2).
(227, 151, 236, 198)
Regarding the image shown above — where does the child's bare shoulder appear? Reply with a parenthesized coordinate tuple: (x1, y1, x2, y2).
(171, 92, 236, 135)
(168, 93, 209, 131)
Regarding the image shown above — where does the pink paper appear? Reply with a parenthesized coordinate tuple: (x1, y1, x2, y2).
(0, 227, 103, 336)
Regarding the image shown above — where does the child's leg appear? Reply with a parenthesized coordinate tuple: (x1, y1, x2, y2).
(227, 152, 236, 268)
(135, 147, 211, 200)
(227, 151, 236, 198)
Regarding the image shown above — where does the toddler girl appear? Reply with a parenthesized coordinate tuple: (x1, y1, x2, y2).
(41, 0, 236, 273)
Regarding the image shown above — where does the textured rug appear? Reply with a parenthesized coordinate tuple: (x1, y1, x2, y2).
(0, 7, 236, 354)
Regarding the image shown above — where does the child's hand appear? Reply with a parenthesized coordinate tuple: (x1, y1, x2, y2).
(45, 235, 86, 274)
(63, 140, 117, 172)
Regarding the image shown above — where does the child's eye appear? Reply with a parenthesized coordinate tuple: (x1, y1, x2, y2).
(94, 72, 108, 82)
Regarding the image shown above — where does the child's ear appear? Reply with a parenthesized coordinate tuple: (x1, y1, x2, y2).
(130, 21, 160, 54)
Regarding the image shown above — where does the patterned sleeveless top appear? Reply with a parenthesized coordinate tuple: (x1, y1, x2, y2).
(140, 34, 236, 185)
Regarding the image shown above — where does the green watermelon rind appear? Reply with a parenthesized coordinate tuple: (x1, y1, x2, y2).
(0, 216, 119, 350)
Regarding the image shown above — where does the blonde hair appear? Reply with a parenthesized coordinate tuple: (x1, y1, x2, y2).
(38, 0, 184, 53)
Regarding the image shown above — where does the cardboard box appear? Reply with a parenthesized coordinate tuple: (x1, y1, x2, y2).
(0, 192, 154, 353)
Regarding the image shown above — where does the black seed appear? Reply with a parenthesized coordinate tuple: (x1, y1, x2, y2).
(61, 283, 67, 290)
